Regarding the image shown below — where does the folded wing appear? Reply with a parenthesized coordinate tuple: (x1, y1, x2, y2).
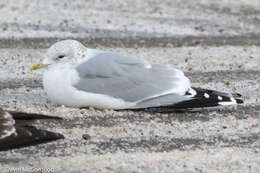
(73, 52, 191, 107)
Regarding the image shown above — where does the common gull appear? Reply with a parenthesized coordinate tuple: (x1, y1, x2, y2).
(30, 40, 243, 112)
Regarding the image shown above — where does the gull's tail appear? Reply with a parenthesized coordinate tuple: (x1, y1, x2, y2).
(143, 87, 243, 113)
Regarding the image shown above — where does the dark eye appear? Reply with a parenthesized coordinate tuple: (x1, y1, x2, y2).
(57, 55, 65, 60)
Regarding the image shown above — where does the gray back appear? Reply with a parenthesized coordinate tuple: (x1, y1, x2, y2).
(74, 52, 185, 103)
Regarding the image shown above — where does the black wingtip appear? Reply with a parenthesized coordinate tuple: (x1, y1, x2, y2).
(236, 93, 242, 97)
(232, 92, 242, 98)
(136, 87, 244, 113)
(236, 98, 244, 104)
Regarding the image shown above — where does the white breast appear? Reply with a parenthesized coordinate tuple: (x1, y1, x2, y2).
(43, 65, 72, 105)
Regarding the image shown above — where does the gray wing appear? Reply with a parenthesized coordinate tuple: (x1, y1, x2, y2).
(73, 52, 190, 105)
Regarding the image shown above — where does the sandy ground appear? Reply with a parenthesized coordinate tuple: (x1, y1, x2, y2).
(0, 0, 259, 173)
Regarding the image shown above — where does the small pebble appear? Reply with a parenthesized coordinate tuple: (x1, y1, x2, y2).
(82, 134, 91, 140)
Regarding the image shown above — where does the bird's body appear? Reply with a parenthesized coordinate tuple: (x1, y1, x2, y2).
(30, 40, 243, 112)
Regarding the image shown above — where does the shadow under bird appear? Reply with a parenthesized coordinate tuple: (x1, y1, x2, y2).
(0, 108, 64, 151)
(30, 40, 243, 112)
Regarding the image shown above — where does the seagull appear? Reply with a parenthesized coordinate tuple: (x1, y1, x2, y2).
(0, 108, 64, 151)
(30, 40, 243, 112)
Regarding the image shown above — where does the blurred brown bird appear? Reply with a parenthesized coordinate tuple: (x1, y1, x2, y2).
(0, 108, 64, 151)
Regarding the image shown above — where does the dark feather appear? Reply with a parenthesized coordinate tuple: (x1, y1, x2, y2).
(134, 87, 243, 113)
(0, 108, 64, 151)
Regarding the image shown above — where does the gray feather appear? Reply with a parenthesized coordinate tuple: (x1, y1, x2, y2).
(74, 52, 187, 104)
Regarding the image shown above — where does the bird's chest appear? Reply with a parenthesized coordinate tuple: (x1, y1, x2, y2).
(43, 67, 71, 103)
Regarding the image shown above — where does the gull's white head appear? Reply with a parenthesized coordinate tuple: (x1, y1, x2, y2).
(30, 40, 87, 70)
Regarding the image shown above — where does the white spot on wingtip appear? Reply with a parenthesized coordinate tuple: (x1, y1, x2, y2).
(218, 96, 223, 100)
(187, 88, 197, 97)
(204, 93, 210, 98)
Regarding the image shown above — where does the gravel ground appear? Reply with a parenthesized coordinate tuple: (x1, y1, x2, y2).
(0, 0, 260, 173)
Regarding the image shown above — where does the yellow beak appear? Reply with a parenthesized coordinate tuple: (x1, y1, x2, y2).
(29, 63, 49, 71)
